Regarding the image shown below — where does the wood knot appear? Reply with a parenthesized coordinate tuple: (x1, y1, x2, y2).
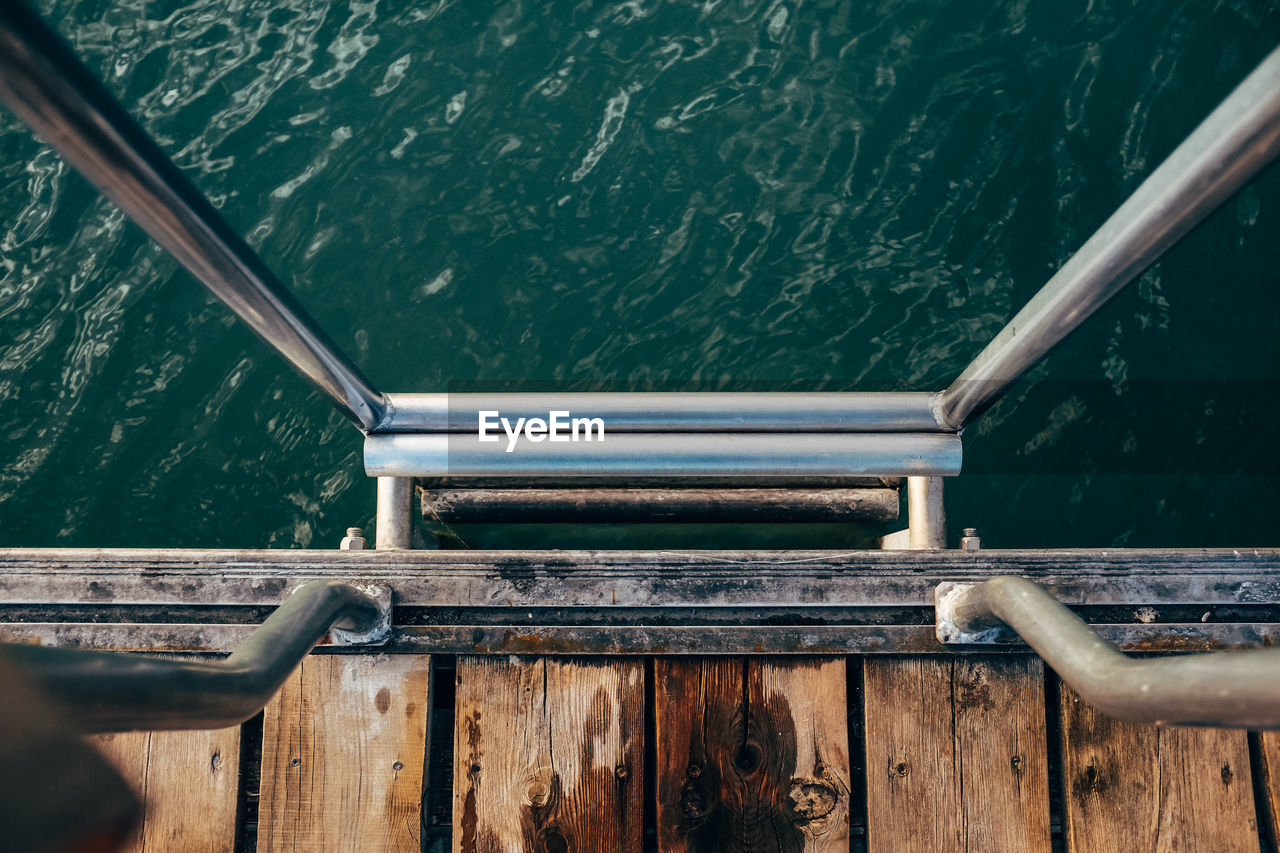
(527, 779, 551, 809)
(1071, 761, 1117, 802)
(686, 763, 702, 779)
(614, 764, 628, 780)
(1010, 755, 1023, 774)
(891, 761, 909, 778)
(734, 743, 762, 775)
(525, 768, 559, 811)
(680, 781, 711, 826)
(788, 780, 838, 822)
(538, 826, 569, 853)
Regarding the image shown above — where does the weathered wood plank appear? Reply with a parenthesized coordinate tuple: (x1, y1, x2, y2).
(2, 548, 1277, 609)
(7, 621, 1274, 656)
(257, 654, 432, 852)
(94, 727, 240, 852)
(453, 657, 644, 853)
(654, 657, 851, 852)
(1059, 683, 1257, 852)
(1259, 732, 1280, 844)
(863, 656, 1050, 852)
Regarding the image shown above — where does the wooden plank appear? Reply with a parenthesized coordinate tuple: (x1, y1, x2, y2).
(654, 657, 851, 852)
(863, 656, 1050, 852)
(1059, 683, 1258, 852)
(453, 657, 644, 852)
(7, 621, 1275, 657)
(1259, 732, 1280, 844)
(94, 727, 240, 852)
(257, 654, 432, 852)
(3, 547, 1277, 609)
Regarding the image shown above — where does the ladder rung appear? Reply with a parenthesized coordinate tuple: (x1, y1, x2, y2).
(364, 432, 962, 480)
(420, 487, 899, 525)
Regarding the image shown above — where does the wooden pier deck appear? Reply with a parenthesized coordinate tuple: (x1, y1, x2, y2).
(1, 547, 1275, 851)
(87, 652, 1279, 852)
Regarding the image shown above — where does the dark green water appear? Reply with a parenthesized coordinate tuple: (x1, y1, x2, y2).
(1, 0, 1277, 550)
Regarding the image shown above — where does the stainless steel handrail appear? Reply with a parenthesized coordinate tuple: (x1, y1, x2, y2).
(2, 0, 1277, 448)
(0, 3, 388, 431)
(935, 576, 1280, 729)
(936, 46, 1280, 429)
(2, 579, 390, 732)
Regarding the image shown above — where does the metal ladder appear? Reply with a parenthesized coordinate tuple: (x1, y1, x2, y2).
(1, 0, 1279, 730)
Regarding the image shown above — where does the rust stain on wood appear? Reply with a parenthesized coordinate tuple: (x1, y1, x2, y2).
(655, 657, 850, 852)
(93, 727, 240, 852)
(453, 657, 644, 852)
(1059, 683, 1258, 852)
(256, 654, 431, 852)
(863, 656, 1050, 852)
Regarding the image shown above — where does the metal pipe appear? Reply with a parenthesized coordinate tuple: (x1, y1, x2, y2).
(420, 486, 900, 524)
(936, 576, 1280, 729)
(0, 3, 386, 431)
(376, 477, 414, 549)
(379, 392, 947, 433)
(907, 476, 946, 549)
(2, 579, 387, 731)
(364, 432, 963, 480)
(937, 46, 1280, 428)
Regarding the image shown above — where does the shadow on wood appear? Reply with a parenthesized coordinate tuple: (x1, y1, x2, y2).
(1059, 682, 1258, 852)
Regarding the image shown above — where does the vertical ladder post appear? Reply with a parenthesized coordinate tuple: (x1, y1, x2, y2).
(907, 476, 946, 549)
(375, 477, 414, 550)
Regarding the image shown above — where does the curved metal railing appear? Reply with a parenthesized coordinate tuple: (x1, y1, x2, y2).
(935, 576, 1280, 729)
(2, 580, 390, 732)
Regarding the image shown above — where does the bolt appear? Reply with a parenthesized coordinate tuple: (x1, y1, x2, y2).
(340, 527, 367, 550)
(961, 528, 981, 551)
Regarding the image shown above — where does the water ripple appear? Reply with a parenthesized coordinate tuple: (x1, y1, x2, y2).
(0, 0, 1276, 546)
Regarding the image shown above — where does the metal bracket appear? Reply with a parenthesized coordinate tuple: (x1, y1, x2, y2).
(325, 582, 393, 646)
(934, 581, 1015, 644)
